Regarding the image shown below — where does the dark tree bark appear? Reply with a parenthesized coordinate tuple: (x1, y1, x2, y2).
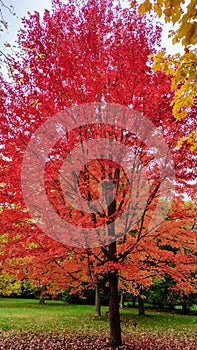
(106, 163, 122, 346)
(108, 241, 122, 346)
(138, 295, 145, 315)
(182, 296, 189, 315)
(94, 282, 101, 316)
(132, 295, 136, 308)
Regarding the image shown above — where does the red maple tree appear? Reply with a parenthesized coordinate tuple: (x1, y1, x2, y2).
(1, 0, 196, 346)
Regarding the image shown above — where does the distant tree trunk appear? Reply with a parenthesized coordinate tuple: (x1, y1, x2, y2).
(39, 291, 45, 304)
(108, 241, 122, 346)
(138, 296, 145, 315)
(132, 295, 136, 308)
(120, 292, 125, 309)
(37, 285, 46, 304)
(182, 296, 189, 315)
(95, 283, 101, 316)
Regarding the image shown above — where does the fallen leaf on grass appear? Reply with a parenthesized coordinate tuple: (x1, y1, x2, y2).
(0, 331, 196, 349)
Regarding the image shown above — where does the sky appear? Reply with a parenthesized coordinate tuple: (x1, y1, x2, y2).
(0, 0, 183, 75)
(0, 0, 52, 47)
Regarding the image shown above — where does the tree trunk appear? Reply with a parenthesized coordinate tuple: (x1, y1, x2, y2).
(107, 168, 122, 346)
(132, 295, 136, 308)
(182, 299, 189, 315)
(108, 241, 122, 346)
(39, 291, 45, 304)
(138, 296, 145, 315)
(95, 283, 101, 317)
(120, 293, 125, 309)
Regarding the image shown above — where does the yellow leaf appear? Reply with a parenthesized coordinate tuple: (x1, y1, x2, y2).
(139, 0, 152, 15)
(163, 8, 172, 19)
(171, 79, 177, 90)
(171, 8, 182, 24)
(176, 135, 186, 149)
(185, 22, 197, 46)
(174, 109, 187, 121)
(190, 144, 197, 152)
(153, 3, 162, 17)
(184, 96, 194, 107)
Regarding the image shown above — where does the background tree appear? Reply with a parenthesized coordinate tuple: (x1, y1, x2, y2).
(133, 0, 197, 151)
(0, 273, 21, 296)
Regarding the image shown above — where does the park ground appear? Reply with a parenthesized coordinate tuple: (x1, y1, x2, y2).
(0, 298, 196, 349)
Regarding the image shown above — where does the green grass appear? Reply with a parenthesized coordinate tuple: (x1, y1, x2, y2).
(175, 304, 197, 311)
(0, 298, 196, 337)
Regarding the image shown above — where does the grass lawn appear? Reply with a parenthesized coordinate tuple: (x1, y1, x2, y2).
(0, 298, 196, 338)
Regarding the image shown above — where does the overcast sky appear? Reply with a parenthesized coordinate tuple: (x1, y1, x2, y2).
(0, 0, 183, 72)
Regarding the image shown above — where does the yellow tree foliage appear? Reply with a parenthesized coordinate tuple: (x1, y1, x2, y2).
(0, 273, 21, 296)
(132, 0, 197, 151)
